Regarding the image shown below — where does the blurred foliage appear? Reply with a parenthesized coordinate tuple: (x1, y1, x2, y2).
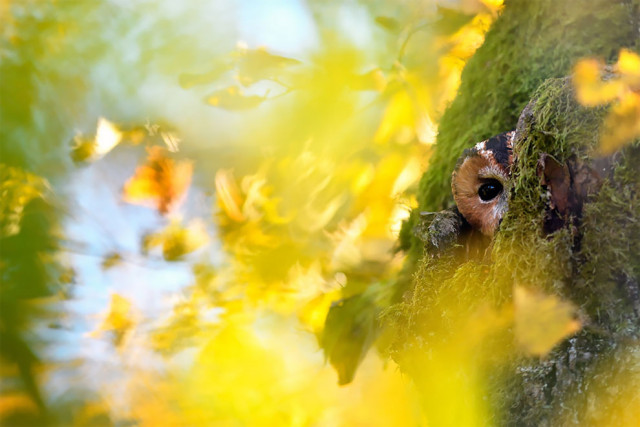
(573, 49, 640, 153)
(0, 0, 502, 424)
(2, 0, 638, 426)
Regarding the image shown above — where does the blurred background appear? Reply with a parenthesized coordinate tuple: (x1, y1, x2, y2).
(0, 0, 503, 425)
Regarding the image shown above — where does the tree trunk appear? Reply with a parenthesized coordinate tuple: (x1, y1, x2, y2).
(392, 0, 640, 424)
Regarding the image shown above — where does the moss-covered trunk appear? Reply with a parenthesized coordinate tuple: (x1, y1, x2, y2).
(392, 0, 640, 424)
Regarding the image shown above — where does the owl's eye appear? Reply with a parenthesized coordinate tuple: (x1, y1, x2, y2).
(478, 179, 503, 201)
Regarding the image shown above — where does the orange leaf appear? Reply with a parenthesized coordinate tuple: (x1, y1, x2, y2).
(123, 146, 193, 215)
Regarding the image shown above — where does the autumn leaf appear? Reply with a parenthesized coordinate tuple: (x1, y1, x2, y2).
(573, 49, 640, 152)
(215, 169, 245, 222)
(123, 146, 193, 215)
(617, 48, 640, 82)
(92, 293, 135, 348)
(374, 89, 415, 144)
(572, 59, 621, 106)
(142, 219, 208, 261)
(151, 299, 201, 355)
(513, 286, 581, 356)
(600, 91, 640, 154)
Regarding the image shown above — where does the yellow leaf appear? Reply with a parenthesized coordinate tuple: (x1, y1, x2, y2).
(125, 127, 147, 145)
(391, 157, 422, 197)
(215, 169, 245, 222)
(298, 290, 340, 334)
(600, 91, 640, 154)
(150, 293, 219, 355)
(573, 59, 601, 85)
(93, 293, 135, 348)
(123, 146, 193, 215)
(573, 59, 623, 106)
(617, 48, 640, 79)
(143, 219, 208, 261)
(297, 193, 346, 233)
(329, 214, 368, 270)
(374, 90, 414, 144)
(514, 286, 581, 356)
(73, 400, 112, 427)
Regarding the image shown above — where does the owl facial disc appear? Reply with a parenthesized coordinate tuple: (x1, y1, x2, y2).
(451, 131, 514, 236)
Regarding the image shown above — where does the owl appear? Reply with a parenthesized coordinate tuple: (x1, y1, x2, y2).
(451, 131, 515, 236)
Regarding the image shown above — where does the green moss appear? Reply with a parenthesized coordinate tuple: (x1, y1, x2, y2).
(576, 146, 640, 335)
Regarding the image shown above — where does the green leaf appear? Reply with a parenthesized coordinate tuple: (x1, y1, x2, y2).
(235, 47, 300, 87)
(320, 282, 393, 385)
(374, 16, 401, 33)
(321, 294, 379, 385)
(70, 136, 96, 163)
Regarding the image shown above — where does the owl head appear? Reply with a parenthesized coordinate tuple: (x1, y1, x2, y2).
(451, 131, 514, 236)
